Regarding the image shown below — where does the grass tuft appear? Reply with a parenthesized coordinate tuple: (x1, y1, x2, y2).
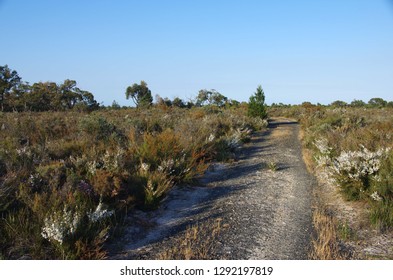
(158, 219, 223, 260)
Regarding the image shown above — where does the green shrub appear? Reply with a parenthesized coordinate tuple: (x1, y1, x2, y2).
(370, 201, 393, 232)
(369, 150, 393, 231)
(79, 115, 117, 142)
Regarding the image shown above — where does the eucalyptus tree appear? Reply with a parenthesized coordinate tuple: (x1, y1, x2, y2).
(125, 80, 153, 108)
(0, 65, 21, 111)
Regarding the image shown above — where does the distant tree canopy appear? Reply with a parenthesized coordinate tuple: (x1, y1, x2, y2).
(349, 98, 390, 108)
(248, 85, 267, 119)
(0, 65, 99, 112)
(329, 98, 391, 108)
(350, 99, 366, 107)
(125, 80, 153, 108)
(196, 89, 228, 107)
(368, 97, 387, 108)
(330, 100, 347, 107)
(155, 95, 194, 109)
(0, 65, 21, 111)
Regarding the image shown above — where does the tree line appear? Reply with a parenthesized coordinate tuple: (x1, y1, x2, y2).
(0, 65, 99, 112)
(271, 98, 393, 108)
(125, 80, 267, 119)
(1, 65, 268, 120)
(125, 80, 242, 109)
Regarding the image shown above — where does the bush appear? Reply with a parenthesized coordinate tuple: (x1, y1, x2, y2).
(330, 147, 388, 200)
(300, 106, 393, 232)
(369, 150, 393, 231)
(79, 115, 117, 142)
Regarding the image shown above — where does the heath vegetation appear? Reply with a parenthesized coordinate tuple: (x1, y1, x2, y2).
(0, 65, 268, 259)
(270, 101, 393, 258)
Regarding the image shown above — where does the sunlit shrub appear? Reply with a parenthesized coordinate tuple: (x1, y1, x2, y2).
(0, 105, 266, 259)
(369, 150, 393, 231)
(300, 106, 393, 232)
(79, 115, 117, 142)
(91, 169, 122, 198)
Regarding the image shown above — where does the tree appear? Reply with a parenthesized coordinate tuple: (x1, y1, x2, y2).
(59, 79, 82, 110)
(27, 82, 58, 111)
(172, 97, 185, 108)
(111, 100, 121, 109)
(59, 80, 98, 111)
(196, 89, 228, 107)
(350, 99, 366, 107)
(7, 82, 30, 111)
(368, 97, 387, 108)
(78, 90, 99, 111)
(125, 80, 153, 108)
(0, 65, 21, 111)
(227, 99, 240, 108)
(196, 89, 208, 106)
(330, 100, 347, 107)
(248, 85, 267, 119)
(22, 80, 98, 112)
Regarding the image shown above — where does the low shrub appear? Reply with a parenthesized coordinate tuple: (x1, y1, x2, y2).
(0, 106, 266, 259)
(296, 106, 393, 232)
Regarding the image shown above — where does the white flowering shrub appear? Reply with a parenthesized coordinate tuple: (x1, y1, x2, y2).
(157, 158, 176, 175)
(332, 146, 387, 180)
(206, 133, 215, 143)
(313, 136, 391, 201)
(41, 200, 114, 259)
(87, 201, 114, 223)
(41, 206, 81, 244)
(327, 146, 390, 200)
(314, 138, 333, 167)
(370, 191, 383, 202)
(225, 131, 242, 150)
(102, 147, 125, 172)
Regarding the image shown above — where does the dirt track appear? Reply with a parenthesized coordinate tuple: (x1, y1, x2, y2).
(110, 118, 315, 259)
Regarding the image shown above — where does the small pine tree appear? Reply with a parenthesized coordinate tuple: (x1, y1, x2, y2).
(248, 85, 267, 119)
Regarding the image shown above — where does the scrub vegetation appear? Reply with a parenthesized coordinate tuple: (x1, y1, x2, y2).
(0, 65, 267, 259)
(270, 101, 393, 259)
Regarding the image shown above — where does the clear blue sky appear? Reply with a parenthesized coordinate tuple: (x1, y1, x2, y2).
(1, 0, 393, 105)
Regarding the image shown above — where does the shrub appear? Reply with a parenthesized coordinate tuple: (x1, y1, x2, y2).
(369, 150, 393, 231)
(330, 147, 389, 200)
(79, 115, 117, 142)
(301, 106, 393, 233)
(141, 170, 173, 210)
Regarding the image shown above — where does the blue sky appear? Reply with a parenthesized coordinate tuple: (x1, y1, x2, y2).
(1, 0, 392, 105)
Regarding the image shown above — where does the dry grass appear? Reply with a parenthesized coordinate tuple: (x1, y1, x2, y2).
(300, 129, 347, 259)
(310, 208, 346, 260)
(157, 218, 224, 260)
(270, 117, 295, 139)
(299, 129, 315, 174)
(271, 127, 291, 139)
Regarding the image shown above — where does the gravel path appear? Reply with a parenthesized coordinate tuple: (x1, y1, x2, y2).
(109, 118, 314, 259)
